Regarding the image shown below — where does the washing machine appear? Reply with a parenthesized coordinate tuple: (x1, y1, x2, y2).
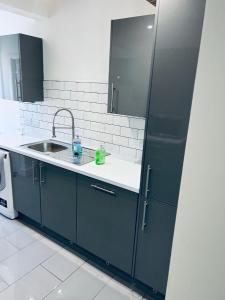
(0, 149, 18, 219)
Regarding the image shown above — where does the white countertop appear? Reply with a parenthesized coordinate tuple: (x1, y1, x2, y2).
(0, 133, 141, 193)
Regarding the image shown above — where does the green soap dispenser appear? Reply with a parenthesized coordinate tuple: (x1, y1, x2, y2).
(95, 145, 106, 165)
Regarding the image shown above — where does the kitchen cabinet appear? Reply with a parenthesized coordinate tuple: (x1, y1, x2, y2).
(40, 163, 77, 242)
(77, 175, 137, 274)
(135, 201, 176, 293)
(10, 153, 76, 241)
(107, 15, 155, 117)
(0, 34, 43, 102)
(135, 0, 206, 295)
(10, 152, 41, 223)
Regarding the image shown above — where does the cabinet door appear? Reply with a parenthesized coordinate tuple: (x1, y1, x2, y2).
(0, 34, 21, 101)
(19, 34, 43, 102)
(77, 175, 137, 274)
(108, 15, 155, 117)
(10, 152, 41, 223)
(136, 0, 206, 294)
(135, 201, 176, 294)
(40, 163, 76, 242)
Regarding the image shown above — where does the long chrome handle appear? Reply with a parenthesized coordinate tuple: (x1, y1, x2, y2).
(15, 80, 22, 101)
(111, 83, 114, 113)
(141, 200, 148, 231)
(39, 163, 45, 184)
(91, 184, 116, 196)
(32, 161, 38, 184)
(145, 165, 151, 198)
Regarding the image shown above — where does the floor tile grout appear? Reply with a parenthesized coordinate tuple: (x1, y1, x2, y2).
(0, 216, 145, 300)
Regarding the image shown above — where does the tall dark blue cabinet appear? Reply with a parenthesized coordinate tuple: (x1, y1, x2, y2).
(134, 0, 206, 296)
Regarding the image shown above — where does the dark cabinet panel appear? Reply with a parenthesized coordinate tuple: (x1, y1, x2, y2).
(19, 34, 43, 102)
(141, 0, 206, 208)
(77, 175, 137, 274)
(135, 0, 206, 295)
(40, 163, 77, 242)
(135, 201, 176, 294)
(0, 34, 43, 102)
(10, 152, 41, 223)
(108, 15, 155, 117)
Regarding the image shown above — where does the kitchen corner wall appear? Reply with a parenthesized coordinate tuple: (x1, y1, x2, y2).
(19, 80, 145, 162)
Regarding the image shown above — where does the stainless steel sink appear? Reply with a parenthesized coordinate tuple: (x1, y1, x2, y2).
(27, 141, 68, 153)
(21, 140, 110, 166)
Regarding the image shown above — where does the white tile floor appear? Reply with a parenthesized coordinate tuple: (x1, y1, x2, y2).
(0, 214, 147, 300)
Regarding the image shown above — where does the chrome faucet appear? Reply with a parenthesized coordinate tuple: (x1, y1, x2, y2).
(52, 108, 75, 140)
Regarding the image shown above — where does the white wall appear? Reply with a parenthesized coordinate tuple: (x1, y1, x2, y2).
(0, 10, 35, 133)
(0, 100, 21, 133)
(0, 0, 155, 134)
(35, 0, 154, 82)
(0, 0, 55, 18)
(166, 1, 225, 299)
(0, 0, 155, 82)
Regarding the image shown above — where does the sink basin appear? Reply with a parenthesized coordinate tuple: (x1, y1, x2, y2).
(26, 141, 68, 153)
(21, 140, 110, 166)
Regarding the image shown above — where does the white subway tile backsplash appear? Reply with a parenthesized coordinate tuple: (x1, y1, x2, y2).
(136, 150, 143, 162)
(70, 82, 78, 91)
(99, 93, 108, 104)
(104, 143, 120, 154)
(138, 129, 145, 140)
(64, 81, 72, 91)
(52, 81, 65, 90)
(71, 110, 84, 120)
(71, 91, 83, 101)
(77, 82, 91, 92)
(48, 89, 59, 99)
(44, 80, 52, 90)
(129, 118, 145, 130)
(83, 93, 99, 103)
(78, 101, 91, 111)
(59, 90, 70, 100)
(113, 115, 130, 127)
(90, 103, 107, 114)
(128, 138, 139, 149)
(121, 127, 138, 139)
(20, 80, 145, 162)
(113, 135, 129, 147)
(105, 124, 120, 135)
(90, 122, 105, 132)
(76, 119, 91, 130)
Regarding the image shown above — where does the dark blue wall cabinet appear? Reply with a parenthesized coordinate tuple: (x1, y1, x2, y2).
(0, 34, 43, 102)
(10, 152, 41, 223)
(108, 15, 155, 117)
(135, 0, 206, 295)
(77, 175, 138, 274)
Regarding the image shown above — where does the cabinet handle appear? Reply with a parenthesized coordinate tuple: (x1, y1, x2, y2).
(141, 200, 148, 231)
(91, 184, 116, 196)
(145, 165, 151, 198)
(32, 161, 38, 184)
(15, 79, 22, 101)
(39, 163, 45, 184)
(110, 83, 114, 113)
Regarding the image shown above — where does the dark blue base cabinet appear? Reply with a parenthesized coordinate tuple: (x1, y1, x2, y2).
(135, 201, 177, 294)
(10, 152, 41, 223)
(10, 152, 138, 278)
(76, 175, 137, 275)
(40, 163, 77, 242)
